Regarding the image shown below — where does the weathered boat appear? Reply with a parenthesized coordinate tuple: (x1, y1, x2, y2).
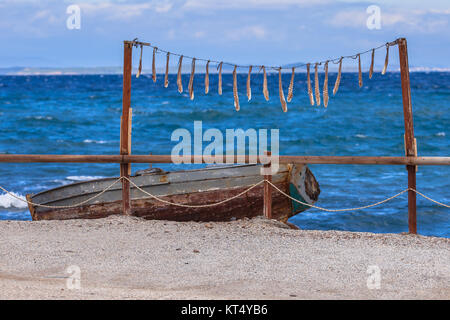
(27, 164, 320, 221)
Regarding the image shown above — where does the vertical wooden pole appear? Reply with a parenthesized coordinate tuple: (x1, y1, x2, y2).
(121, 41, 133, 215)
(263, 151, 272, 219)
(398, 38, 417, 234)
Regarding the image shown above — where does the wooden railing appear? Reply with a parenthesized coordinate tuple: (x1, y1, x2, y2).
(0, 154, 449, 165)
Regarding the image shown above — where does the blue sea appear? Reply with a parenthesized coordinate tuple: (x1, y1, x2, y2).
(0, 72, 448, 237)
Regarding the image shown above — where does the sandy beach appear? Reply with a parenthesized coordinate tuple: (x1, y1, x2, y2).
(0, 215, 448, 300)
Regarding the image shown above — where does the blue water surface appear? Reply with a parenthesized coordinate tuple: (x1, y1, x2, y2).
(0, 72, 448, 237)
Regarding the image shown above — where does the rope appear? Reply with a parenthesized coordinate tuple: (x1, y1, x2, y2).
(266, 180, 410, 212)
(122, 176, 265, 208)
(410, 188, 450, 208)
(140, 39, 399, 72)
(0, 177, 448, 211)
(0, 177, 123, 209)
(123, 179, 450, 211)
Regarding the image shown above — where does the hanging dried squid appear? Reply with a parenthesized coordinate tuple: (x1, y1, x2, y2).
(323, 61, 329, 108)
(218, 62, 223, 95)
(287, 67, 295, 102)
(314, 63, 320, 106)
(382, 43, 389, 75)
(136, 45, 143, 78)
(369, 49, 374, 79)
(188, 58, 196, 100)
(152, 47, 157, 83)
(262, 66, 269, 101)
(205, 60, 210, 94)
(233, 66, 240, 111)
(358, 54, 363, 88)
(247, 66, 252, 101)
(333, 58, 342, 95)
(164, 52, 170, 88)
(278, 69, 287, 112)
(306, 63, 314, 105)
(177, 55, 183, 93)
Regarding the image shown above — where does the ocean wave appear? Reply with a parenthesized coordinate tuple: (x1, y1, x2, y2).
(28, 116, 54, 120)
(83, 139, 109, 144)
(66, 176, 105, 181)
(355, 134, 367, 138)
(436, 132, 445, 137)
(51, 179, 71, 186)
(0, 192, 28, 209)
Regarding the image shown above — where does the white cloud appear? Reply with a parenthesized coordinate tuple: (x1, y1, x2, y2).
(329, 8, 449, 33)
(329, 10, 366, 27)
(31, 9, 58, 23)
(79, 1, 172, 20)
(193, 30, 206, 38)
(183, 0, 329, 10)
(429, 9, 450, 14)
(225, 25, 267, 41)
(329, 10, 413, 28)
(167, 29, 176, 39)
(155, 2, 173, 13)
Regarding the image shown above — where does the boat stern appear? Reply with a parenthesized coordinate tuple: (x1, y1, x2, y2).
(26, 194, 37, 220)
(288, 164, 320, 216)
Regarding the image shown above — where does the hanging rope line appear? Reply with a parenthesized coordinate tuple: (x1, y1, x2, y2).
(131, 38, 399, 112)
(134, 39, 398, 71)
(1, 176, 448, 211)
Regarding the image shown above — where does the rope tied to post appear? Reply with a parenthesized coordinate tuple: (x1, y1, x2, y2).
(0, 178, 448, 211)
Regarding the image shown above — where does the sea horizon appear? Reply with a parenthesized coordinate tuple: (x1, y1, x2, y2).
(2, 67, 450, 76)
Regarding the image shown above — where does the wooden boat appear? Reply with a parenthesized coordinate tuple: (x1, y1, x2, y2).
(27, 164, 320, 221)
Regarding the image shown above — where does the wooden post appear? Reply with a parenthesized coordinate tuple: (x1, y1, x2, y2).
(120, 41, 133, 215)
(128, 108, 133, 176)
(398, 38, 417, 234)
(263, 151, 272, 219)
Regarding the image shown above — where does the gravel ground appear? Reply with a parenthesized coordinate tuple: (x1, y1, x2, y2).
(0, 215, 448, 299)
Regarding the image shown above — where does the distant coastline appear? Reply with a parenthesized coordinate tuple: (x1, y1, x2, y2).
(1, 66, 449, 76)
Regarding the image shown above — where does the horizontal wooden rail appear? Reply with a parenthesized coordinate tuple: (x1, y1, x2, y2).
(0, 154, 449, 165)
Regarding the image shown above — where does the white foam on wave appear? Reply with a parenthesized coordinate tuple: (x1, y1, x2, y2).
(0, 192, 28, 209)
(83, 139, 108, 144)
(66, 176, 105, 181)
(436, 132, 445, 137)
(51, 179, 71, 186)
(33, 116, 53, 120)
(355, 134, 367, 138)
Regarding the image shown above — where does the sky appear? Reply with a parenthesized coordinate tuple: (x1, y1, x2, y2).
(0, 0, 449, 69)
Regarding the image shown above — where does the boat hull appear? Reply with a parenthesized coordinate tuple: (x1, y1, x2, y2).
(28, 164, 320, 221)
